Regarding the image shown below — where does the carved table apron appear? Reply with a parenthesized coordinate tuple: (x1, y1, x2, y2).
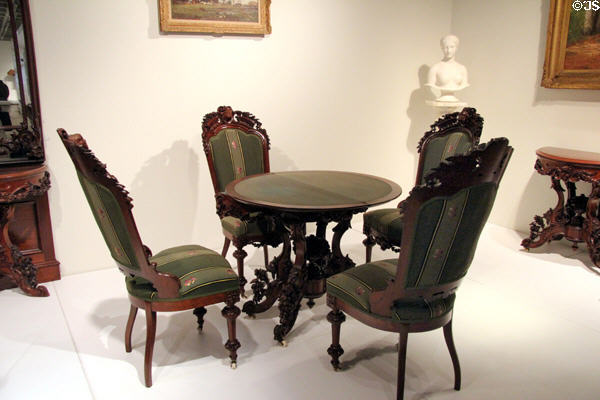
(225, 171, 402, 343)
(522, 147, 600, 268)
(0, 164, 50, 296)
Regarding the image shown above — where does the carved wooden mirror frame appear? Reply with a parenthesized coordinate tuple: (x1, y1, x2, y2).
(0, 0, 44, 164)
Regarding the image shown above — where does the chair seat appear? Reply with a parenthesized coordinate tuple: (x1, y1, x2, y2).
(327, 259, 455, 322)
(126, 245, 239, 302)
(363, 208, 404, 245)
(221, 214, 276, 238)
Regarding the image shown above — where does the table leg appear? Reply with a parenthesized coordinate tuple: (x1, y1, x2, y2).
(583, 182, 600, 267)
(242, 233, 292, 317)
(329, 214, 355, 274)
(521, 177, 568, 249)
(274, 223, 307, 344)
(0, 204, 49, 297)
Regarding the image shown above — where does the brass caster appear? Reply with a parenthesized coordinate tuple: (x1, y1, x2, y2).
(279, 340, 288, 347)
(231, 361, 237, 370)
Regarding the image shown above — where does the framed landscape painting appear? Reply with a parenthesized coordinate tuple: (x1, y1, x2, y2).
(159, 0, 271, 35)
(542, 0, 600, 89)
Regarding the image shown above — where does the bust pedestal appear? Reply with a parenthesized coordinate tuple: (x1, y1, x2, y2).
(426, 99, 467, 117)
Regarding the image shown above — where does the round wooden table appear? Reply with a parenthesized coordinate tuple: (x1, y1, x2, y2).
(522, 147, 600, 268)
(225, 170, 402, 343)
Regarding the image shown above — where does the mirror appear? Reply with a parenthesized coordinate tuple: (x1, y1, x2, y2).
(0, 0, 43, 164)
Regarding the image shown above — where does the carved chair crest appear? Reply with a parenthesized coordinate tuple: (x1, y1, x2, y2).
(201, 105, 270, 156)
(417, 107, 483, 153)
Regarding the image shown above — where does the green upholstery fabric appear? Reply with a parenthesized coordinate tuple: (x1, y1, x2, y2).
(362, 208, 404, 244)
(420, 131, 473, 185)
(209, 128, 265, 192)
(327, 259, 455, 322)
(77, 171, 139, 270)
(221, 214, 275, 238)
(405, 183, 497, 288)
(125, 245, 239, 302)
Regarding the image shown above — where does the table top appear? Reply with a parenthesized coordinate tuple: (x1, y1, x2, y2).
(537, 147, 600, 167)
(225, 170, 402, 212)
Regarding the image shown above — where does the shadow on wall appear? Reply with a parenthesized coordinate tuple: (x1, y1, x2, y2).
(269, 145, 297, 172)
(534, 1, 598, 104)
(406, 64, 438, 180)
(514, 170, 556, 234)
(130, 141, 199, 251)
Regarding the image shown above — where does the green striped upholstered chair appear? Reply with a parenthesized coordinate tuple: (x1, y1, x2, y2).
(202, 106, 283, 295)
(363, 107, 483, 262)
(327, 138, 513, 400)
(58, 129, 241, 387)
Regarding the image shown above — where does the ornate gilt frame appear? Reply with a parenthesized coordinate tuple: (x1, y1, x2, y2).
(159, 0, 271, 35)
(542, 0, 600, 89)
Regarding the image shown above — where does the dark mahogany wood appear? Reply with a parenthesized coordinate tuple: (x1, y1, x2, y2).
(522, 146, 600, 268)
(59, 129, 241, 387)
(225, 170, 402, 343)
(363, 107, 483, 261)
(202, 106, 282, 294)
(328, 138, 513, 400)
(0, 164, 60, 296)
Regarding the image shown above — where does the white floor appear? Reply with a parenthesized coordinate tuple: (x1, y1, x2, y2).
(2, 223, 600, 400)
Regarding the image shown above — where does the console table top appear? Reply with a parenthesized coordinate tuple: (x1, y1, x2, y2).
(537, 147, 600, 166)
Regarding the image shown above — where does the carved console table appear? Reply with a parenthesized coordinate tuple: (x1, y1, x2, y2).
(522, 147, 600, 268)
(0, 164, 59, 296)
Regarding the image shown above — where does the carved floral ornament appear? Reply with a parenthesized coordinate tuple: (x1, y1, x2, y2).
(0, 171, 50, 203)
(535, 159, 596, 182)
(417, 107, 483, 152)
(201, 106, 270, 156)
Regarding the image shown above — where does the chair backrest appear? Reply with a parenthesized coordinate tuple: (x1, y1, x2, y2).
(202, 106, 270, 193)
(58, 129, 180, 298)
(370, 138, 512, 316)
(415, 107, 483, 186)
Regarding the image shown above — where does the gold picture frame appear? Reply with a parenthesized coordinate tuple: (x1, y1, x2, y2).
(542, 0, 600, 89)
(159, 0, 271, 35)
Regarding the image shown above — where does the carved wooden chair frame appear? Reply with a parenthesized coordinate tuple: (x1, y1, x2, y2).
(58, 129, 241, 387)
(363, 107, 483, 261)
(202, 106, 282, 293)
(329, 138, 513, 400)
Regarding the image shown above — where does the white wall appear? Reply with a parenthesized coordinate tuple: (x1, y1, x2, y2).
(451, 0, 600, 232)
(30, 0, 452, 275)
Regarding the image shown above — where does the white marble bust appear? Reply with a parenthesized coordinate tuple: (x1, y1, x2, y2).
(426, 34, 469, 102)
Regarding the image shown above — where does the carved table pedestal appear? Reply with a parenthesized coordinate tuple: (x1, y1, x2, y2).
(0, 164, 55, 296)
(522, 147, 600, 268)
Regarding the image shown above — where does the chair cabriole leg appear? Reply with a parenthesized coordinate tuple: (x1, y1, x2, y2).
(221, 237, 231, 257)
(397, 329, 408, 400)
(222, 294, 241, 369)
(193, 307, 207, 331)
(326, 308, 345, 370)
(143, 303, 156, 387)
(263, 245, 269, 267)
(125, 305, 137, 353)
(363, 234, 375, 263)
(443, 319, 461, 390)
